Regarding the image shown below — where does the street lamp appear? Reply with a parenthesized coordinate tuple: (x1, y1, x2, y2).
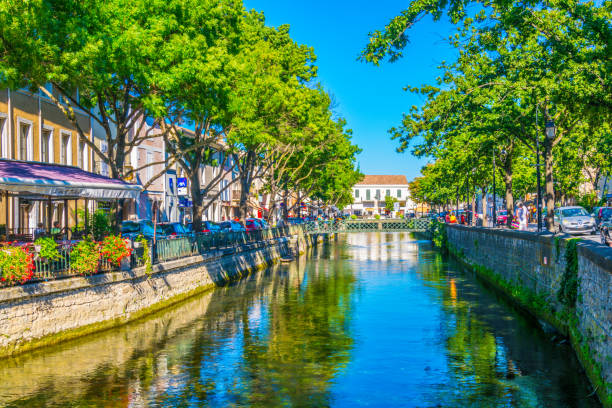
(545, 120, 556, 140)
(492, 151, 496, 228)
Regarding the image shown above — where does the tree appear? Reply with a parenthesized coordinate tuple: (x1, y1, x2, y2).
(384, 195, 397, 213)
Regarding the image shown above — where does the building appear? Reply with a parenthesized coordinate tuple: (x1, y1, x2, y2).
(0, 87, 139, 238)
(347, 175, 414, 217)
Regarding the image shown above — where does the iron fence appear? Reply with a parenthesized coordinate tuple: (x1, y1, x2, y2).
(0, 226, 296, 287)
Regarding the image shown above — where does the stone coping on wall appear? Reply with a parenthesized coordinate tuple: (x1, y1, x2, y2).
(0, 237, 290, 305)
(448, 224, 612, 271)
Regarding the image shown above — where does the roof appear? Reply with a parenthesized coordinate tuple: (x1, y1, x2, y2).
(0, 159, 141, 199)
(355, 175, 409, 186)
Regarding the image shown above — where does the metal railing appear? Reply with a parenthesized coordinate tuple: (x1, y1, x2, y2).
(302, 218, 431, 234)
(0, 226, 297, 287)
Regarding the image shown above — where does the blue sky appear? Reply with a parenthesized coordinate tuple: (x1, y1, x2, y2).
(245, 0, 458, 181)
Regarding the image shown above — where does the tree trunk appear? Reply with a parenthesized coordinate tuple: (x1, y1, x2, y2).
(190, 169, 204, 233)
(480, 186, 488, 227)
(502, 169, 514, 228)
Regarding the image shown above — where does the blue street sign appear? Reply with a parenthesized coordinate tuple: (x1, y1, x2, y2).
(168, 178, 174, 193)
(177, 177, 188, 196)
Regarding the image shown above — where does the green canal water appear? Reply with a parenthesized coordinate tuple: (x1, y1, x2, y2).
(0, 233, 600, 407)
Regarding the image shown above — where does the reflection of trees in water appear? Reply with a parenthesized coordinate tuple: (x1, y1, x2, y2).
(414, 244, 597, 408)
(221, 253, 356, 407)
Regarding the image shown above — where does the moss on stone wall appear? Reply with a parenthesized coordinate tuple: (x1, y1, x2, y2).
(445, 229, 611, 407)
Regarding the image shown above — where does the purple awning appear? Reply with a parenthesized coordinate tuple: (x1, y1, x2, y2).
(0, 160, 141, 199)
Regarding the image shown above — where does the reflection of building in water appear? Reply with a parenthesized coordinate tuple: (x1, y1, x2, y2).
(344, 232, 419, 262)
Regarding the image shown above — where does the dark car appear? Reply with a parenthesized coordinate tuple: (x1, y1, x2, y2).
(218, 220, 246, 232)
(245, 218, 262, 232)
(186, 221, 221, 234)
(595, 207, 612, 230)
(600, 219, 612, 246)
(158, 222, 189, 238)
(121, 220, 166, 240)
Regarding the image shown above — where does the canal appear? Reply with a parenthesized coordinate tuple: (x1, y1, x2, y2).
(0, 233, 600, 407)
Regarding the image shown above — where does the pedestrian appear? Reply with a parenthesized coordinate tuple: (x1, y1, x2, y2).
(517, 202, 528, 231)
(34, 222, 46, 239)
(445, 213, 450, 223)
(460, 213, 465, 225)
(449, 212, 457, 224)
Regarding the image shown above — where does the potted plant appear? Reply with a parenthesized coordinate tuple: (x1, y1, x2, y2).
(70, 236, 100, 275)
(100, 235, 132, 271)
(33, 237, 61, 263)
(0, 244, 35, 284)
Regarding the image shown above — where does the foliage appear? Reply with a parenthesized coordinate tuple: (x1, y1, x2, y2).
(135, 235, 152, 276)
(0, 245, 35, 284)
(576, 193, 599, 213)
(374, 214, 381, 220)
(431, 221, 448, 254)
(362, 0, 611, 230)
(100, 235, 132, 266)
(70, 236, 100, 275)
(34, 237, 61, 261)
(558, 238, 580, 308)
(350, 214, 357, 220)
(384, 195, 397, 212)
(90, 210, 112, 241)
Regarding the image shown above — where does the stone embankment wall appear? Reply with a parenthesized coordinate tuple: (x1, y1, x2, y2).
(0, 230, 322, 357)
(444, 224, 612, 407)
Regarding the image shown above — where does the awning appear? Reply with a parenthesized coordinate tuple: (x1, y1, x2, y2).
(0, 159, 141, 200)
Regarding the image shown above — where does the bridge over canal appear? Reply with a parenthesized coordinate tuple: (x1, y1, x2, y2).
(302, 218, 431, 234)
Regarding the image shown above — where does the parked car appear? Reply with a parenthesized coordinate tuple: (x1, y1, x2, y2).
(249, 218, 269, 229)
(218, 220, 246, 232)
(600, 216, 612, 246)
(496, 210, 508, 226)
(186, 221, 221, 234)
(158, 222, 189, 238)
(553, 206, 596, 235)
(245, 218, 262, 232)
(120, 220, 166, 240)
(594, 207, 612, 230)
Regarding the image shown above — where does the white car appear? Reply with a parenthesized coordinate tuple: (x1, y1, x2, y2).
(553, 206, 596, 235)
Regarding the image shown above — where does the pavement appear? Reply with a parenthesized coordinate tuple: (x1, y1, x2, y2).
(523, 223, 603, 245)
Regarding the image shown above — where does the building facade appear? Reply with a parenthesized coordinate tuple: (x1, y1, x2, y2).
(0, 87, 96, 234)
(347, 175, 414, 217)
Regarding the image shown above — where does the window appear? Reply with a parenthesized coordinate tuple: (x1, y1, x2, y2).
(146, 151, 153, 182)
(19, 123, 30, 160)
(0, 117, 5, 158)
(354, 189, 359, 198)
(397, 189, 402, 198)
(366, 189, 370, 200)
(41, 129, 51, 162)
(60, 133, 70, 165)
(78, 139, 85, 168)
(386, 189, 390, 198)
(375, 189, 380, 199)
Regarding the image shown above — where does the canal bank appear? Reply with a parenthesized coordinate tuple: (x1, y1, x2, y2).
(434, 223, 612, 407)
(0, 232, 600, 407)
(0, 229, 324, 358)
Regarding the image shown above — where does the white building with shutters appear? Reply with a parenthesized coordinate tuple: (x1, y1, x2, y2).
(346, 175, 414, 217)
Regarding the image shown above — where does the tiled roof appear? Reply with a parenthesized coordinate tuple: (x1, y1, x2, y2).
(355, 175, 409, 186)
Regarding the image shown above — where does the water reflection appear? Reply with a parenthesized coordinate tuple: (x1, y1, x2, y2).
(0, 233, 599, 407)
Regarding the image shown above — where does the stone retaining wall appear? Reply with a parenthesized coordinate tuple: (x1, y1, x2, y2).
(445, 224, 612, 407)
(0, 231, 321, 357)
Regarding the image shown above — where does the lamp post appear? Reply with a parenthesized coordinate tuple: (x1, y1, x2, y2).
(492, 151, 496, 228)
(545, 120, 556, 230)
(535, 107, 542, 232)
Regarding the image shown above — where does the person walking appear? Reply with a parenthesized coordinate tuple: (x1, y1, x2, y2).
(517, 202, 528, 231)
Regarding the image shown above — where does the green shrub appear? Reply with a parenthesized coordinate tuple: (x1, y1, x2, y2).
(350, 214, 357, 220)
(374, 214, 381, 220)
(70, 236, 100, 275)
(34, 237, 61, 261)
